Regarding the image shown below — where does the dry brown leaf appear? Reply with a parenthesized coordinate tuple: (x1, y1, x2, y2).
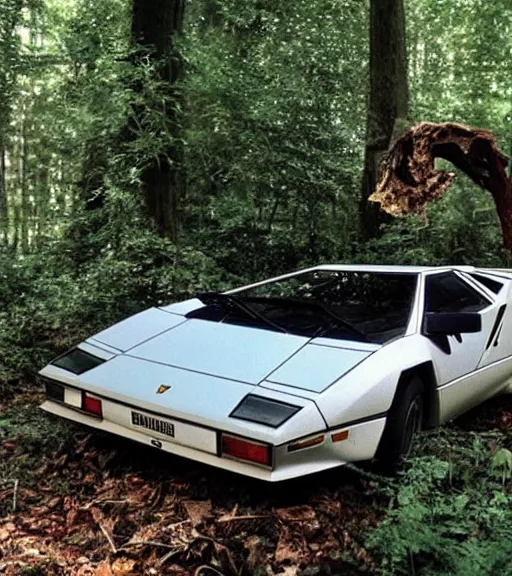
(277, 567, 299, 576)
(182, 500, 212, 526)
(112, 557, 138, 575)
(244, 535, 266, 570)
(275, 528, 302, 564)
(275, 505, 316, 523)
(0, 522, 16, 542)
(125, 523, 161, 545)
(94, 560, 114, 576)
(165, 564, 189, 575)
(47, 496, 62, 509)
(76, 564, 96, 576)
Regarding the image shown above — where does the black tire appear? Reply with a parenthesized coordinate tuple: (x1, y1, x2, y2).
(374, 376, 424, 470)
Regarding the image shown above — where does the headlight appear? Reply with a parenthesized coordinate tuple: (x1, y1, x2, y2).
(51, 348, 105, 374)
(230, 395, 301, 427)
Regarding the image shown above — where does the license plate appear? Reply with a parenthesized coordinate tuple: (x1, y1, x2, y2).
(131, 411, 175, 438)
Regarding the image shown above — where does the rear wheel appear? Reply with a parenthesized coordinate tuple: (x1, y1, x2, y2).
(375, 376, 424, 469)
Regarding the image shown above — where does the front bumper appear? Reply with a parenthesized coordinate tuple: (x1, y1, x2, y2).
(41, 395, 386, 481)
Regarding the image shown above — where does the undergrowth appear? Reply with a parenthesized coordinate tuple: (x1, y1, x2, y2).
(0, 226, 231, 387)
(367, 427, 512, 576)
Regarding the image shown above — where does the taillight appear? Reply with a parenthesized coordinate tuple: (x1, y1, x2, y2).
(221, 434, 271, 467)
(82, 393, 103, 418)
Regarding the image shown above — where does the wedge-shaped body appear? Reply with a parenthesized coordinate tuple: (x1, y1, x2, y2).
(40, 265, 512, 480)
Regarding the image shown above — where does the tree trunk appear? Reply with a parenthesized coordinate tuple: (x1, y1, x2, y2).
(0, 146, 7, 245)
(369, 121, 512, 256)
(130, 0, 186, 241)
(360, 0, 409, 239)
(20, 110, 28, 253)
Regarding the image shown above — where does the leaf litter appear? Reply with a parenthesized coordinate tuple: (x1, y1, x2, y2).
(1, 389, 511, 575)
(0, 392, 385, 575)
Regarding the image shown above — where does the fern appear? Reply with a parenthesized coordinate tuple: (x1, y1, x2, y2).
(367, 431, 512, 576)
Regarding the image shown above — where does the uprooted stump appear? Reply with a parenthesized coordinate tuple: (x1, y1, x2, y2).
(369, 121, 512, 255)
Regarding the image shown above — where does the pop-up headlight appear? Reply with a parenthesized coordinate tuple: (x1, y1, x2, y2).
(230, 395, 301, 428)
(51, 348, 105, 375)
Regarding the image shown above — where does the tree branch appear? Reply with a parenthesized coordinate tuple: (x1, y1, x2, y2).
(369, 121, 512, 255)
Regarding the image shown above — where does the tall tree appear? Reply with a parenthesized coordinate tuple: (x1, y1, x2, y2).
(0, 0, 24, 246)
(129, 0, 186, 241)
(360, 0, 409, 239)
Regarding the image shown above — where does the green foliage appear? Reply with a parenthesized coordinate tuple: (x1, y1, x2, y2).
(0, 218, 229, 384)
(367, 430, 512, 576)
(184, 0, 367, 276)
(358, 177, 508, 267)
(489, 448, 512, 485)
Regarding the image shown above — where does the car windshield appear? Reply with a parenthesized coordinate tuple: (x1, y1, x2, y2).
(189, 270, 418, 344)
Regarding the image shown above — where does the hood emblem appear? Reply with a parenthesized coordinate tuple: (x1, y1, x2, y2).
(156, 384, 171, 394)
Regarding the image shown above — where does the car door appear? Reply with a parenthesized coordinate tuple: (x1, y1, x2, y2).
(462, 271, 512, 369)
(421, 270, 502, 421)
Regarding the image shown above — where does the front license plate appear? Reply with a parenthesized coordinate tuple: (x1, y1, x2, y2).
(131, 411, 175, 438)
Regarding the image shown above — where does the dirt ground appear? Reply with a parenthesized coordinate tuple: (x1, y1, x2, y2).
(1, 390, 511, 576)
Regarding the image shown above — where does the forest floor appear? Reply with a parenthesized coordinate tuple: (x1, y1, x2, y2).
(0, 388, 511, 576)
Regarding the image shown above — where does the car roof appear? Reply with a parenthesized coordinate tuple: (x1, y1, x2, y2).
(313, 264, 476, 274)
(230, 264, 512, 294)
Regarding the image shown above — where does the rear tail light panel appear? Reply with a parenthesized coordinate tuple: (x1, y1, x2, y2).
(43, 378, 104, 420)
(220, 433, 272, 468)
(82, 392, 103, 418)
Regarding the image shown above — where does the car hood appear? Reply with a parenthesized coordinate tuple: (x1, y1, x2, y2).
(91, 308, 377, 391)
(126, 317, 310, 385)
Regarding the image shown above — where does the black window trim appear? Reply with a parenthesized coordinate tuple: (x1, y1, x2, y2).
(424, 270, 493, 315)
(461, 271, 504, 296)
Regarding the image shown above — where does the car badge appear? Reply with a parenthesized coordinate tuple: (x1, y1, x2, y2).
(156, 384, 171, 394)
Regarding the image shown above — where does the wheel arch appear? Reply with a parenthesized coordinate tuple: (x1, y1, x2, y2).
(395, 361, 439, 428)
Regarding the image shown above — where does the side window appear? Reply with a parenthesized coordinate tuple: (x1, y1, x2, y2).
(468, 273, 504, 295)
(425, 272, 491, 313)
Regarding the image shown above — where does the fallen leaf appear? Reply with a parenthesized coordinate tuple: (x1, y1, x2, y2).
(112, 557, 137, 575)
(278, 567, 299, 576)
(275, 505, 316, 523)
(47, 497, 61, 509)
(94, 560, 114, 576)
(244, 536, 267, 570)
(76, 564, 95, 576)
(0, 522, 16, 542)
(275, 528, 302, 564)
(182, 500, 212, 526)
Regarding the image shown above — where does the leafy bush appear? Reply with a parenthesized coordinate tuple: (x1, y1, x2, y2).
(367, 429, 512, 576)
(0, 223, 229, 386)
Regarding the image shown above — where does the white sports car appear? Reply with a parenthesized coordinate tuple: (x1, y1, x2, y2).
(39, 265, 512, 481)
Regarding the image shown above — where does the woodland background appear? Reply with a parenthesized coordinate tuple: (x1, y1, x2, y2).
(1, 0, 512, 574)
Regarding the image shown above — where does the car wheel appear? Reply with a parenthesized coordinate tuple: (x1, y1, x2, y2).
(375, 376, 424, 469)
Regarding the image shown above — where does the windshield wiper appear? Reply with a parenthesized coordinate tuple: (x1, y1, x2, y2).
(196, 292, 288, 334)
(245, 296, 370, 342)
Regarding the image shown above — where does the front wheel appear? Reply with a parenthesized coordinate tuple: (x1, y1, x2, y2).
(375, 376, 424, 469)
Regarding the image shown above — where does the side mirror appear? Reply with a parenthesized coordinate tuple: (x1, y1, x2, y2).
(424, 312, 482, 335)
